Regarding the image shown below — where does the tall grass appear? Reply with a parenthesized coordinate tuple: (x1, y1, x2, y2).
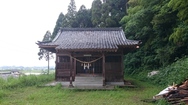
(0, 74, 54, 90)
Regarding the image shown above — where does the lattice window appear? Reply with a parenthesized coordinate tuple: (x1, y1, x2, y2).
(59, 56, 70, 62)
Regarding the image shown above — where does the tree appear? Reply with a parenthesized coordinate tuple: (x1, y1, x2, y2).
(121, 0, 176, 72)
(101, 0, 127, 27)
(168, 0, 188, 45)
(42, 30, 52, 42)
(64, 0, 77, 27)
(91, 0, 102, 27)
(52, 13, 64, 39)
(38, 31, 53, 74)
(75, 5, 93, 27)
(91, 0, 127, 27)
(120, 0, 188, 75)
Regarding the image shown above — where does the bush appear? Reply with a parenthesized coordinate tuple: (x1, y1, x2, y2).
(150, 57, 188, 86)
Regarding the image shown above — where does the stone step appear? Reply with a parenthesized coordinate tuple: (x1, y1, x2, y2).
(75, 77, 103, 81)
(74, 76, 103, 86)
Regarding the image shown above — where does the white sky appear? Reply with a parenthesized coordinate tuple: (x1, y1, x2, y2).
(0, 0, 93, 67)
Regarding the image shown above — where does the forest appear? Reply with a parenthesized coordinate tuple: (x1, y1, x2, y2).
(41, 0, 188, 84)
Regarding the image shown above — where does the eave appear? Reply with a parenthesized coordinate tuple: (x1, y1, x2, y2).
(38, 45, 58, 53)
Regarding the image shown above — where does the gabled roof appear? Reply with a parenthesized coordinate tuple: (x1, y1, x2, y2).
(37, 28, 140, 52)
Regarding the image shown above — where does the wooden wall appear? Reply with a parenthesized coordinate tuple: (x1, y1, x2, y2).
(55, 53, 124, 83)
(105, 55, 123, 82)
(56, 56, 75, 81)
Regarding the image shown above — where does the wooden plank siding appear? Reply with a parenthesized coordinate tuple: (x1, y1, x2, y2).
(105, 56, 123, 82)
(55, 56, 75, 81)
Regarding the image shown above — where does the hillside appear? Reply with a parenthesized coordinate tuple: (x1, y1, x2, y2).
(121, 0, 188, 76)
(127, 57, 188, 87)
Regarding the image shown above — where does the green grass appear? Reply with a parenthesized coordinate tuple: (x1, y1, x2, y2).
(19, 69, 55, 74)
(0, 75, 163, 105)
(0, 69, 55, 74)
(0, 74, 54, 90)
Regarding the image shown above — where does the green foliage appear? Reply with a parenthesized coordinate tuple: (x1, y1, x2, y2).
(169, 23, 188, 45)
(38, 48, 53, 61)
(74, 5, 93, 28)
(168, 0, 188, 23)
(91, 0, 127, 27)
(0, 89, 5, 99)
(150, 57, 188, 86)
(122, 0, 188, 74)
(42, 31, 52, 42)
(38, 31, 54, 74)
(91, 0, 102, 27)
(38, 31, 53, 60)
(65, 0, 77, 27)
(100, 0, 127, 27)
(130, 57, 188, 87)
(51, 0, 128, 38)
(52, 13, 64, 39)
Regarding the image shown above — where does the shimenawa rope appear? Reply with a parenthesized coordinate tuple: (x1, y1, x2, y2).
(70, 56, 103, 64)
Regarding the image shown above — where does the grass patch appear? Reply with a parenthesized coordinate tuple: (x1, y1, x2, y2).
(20, 69, 55, 74)
(0, 74, 54, 90)
(0, 76, 163, 105)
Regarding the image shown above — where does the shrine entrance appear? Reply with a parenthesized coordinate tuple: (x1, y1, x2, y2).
(76, 57, 102, 75)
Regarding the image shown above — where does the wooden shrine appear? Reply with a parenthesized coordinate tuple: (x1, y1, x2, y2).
(37, 28, 141, 86)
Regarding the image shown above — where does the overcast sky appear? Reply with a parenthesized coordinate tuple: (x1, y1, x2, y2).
(0, 0, 93, 67)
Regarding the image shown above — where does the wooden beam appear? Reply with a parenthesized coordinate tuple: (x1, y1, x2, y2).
(56, 53, 71, 56)
(102, 52, 106, 86)
(69, 53, 74, 87)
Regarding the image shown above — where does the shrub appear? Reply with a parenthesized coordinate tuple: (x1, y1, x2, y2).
(150, 57, 188, 86)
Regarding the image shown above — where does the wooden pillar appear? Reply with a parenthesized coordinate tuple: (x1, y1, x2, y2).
(55, 54, 58, 80)
(102, 52, 106, 86)
(74, 58, 76, 81)
(69, 53, 74, 87)
(121, 52, 124, 81)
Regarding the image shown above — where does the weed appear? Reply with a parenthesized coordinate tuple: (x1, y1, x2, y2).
(155, 99, 170, 105)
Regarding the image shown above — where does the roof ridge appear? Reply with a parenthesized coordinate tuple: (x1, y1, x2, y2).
(61, 27, 122, 31)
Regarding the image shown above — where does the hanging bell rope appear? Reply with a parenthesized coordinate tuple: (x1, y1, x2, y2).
(71, 56, 103, 64)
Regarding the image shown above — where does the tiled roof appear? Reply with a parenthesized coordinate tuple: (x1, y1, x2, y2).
(39, 28, 140, 51)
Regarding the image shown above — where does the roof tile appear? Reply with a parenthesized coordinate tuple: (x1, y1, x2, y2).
(41, 28, 140, 51)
